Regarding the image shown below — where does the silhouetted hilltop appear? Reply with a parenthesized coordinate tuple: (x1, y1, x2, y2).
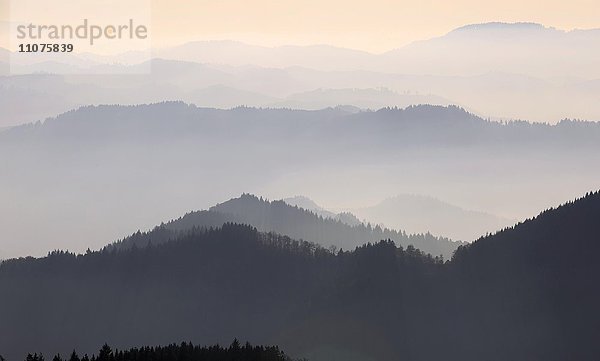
(111, 194, 461, 259)
(2, 191, 599, 361)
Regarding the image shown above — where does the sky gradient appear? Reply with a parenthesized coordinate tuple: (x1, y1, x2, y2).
(1, 0, 599, 52)
(150, 0, 600, 52)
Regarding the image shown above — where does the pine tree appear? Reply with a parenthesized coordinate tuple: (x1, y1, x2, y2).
(68, 351, 80, 361)
(97, 345, 112, 361)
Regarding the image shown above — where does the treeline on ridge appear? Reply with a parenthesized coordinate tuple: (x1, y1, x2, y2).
(19, 340, 293, 361)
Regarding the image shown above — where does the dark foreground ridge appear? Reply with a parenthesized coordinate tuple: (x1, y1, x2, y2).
(20, 340, 293, 361)
(1, 191, 600, 361)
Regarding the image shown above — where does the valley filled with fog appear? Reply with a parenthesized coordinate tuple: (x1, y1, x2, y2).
(1, 103, 598, 259)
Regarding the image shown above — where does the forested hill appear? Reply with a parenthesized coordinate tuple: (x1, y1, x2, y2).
(454, 190, 600, 268)
(0, 224, 444, 361)
(110, 193, 462, 258)
(1, 191, 600, 361)
(447, 190, 600, 359)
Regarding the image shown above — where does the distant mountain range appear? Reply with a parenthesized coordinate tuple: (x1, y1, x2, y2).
(154, 41, 374, 72)
(1, 190, 599, 361)
(2, 22, 600, 126)
(7, 22, 593, 78)
(0, 65, 456, 127)
(381, 22, 600, 78)
(283, 194, 515, 241)
(353, 194, 516, 241)
(144, 23, 600, 78)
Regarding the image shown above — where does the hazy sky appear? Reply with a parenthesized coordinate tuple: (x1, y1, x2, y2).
(149, 0, 600, 52)
(1, 0, 599, 52)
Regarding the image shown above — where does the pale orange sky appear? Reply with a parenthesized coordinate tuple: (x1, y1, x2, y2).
(1, 0, 599, 52)
(151, 0, 600, 52)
